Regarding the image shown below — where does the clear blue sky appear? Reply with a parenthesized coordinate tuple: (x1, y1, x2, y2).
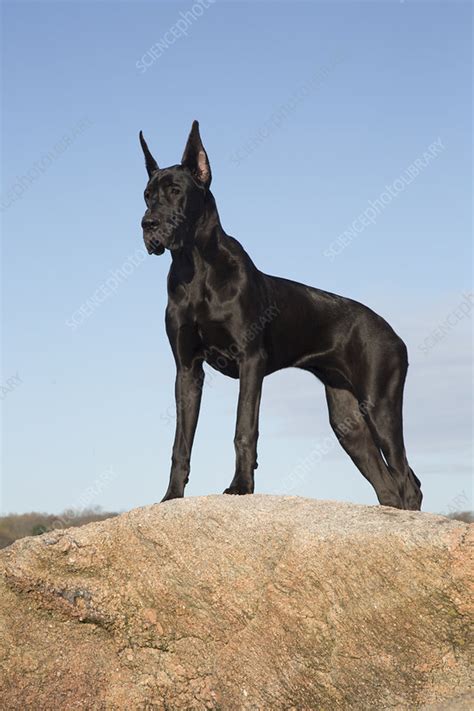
(1, 0, 472, 515)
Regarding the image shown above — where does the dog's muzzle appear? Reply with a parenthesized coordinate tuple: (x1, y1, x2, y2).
(142, 217, 166, 255)
(144, 232, 165, 255)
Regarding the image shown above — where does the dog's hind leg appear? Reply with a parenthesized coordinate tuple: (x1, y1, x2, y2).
(360, 353, 422, 511)
(325, 385, 405, 508)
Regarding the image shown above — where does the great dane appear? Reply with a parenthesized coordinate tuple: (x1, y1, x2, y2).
(140, 121, 422, 510)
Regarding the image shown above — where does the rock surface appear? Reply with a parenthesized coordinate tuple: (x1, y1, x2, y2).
(0, 495, 472, 710)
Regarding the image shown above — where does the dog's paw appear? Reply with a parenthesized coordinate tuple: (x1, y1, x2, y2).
(160, 490, 184, 503)
(223, 486, 253, 496)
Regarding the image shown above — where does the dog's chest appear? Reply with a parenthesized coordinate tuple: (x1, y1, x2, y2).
(194, 298, 241, 376)
(169, 259, 243, 375)
(196, 318, 232, 349)
(188, 269, 238, 341)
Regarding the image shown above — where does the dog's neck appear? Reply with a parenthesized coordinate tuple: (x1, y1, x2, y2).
(194, 190, 225, 250)
(171, 190, 228, 263)
(168, 190, 235, 288)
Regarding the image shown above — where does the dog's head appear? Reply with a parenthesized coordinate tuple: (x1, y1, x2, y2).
(139, 120, 212, 255)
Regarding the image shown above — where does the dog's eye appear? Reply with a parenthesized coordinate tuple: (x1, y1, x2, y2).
(169, 186, 181, 196)
(144, 190, 150, 202)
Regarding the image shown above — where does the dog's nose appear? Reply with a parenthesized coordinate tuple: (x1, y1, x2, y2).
(141, 216, 158, 230)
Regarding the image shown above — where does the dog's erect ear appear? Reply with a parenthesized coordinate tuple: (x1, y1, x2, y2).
(139, 131, 159, 178)
(181, 120, 211, 188)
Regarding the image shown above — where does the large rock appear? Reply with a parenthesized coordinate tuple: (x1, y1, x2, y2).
(0, 495, 472, 710)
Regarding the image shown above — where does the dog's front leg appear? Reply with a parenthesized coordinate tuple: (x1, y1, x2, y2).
(161, 360, 204, 502)
(224, 354, 266, 495)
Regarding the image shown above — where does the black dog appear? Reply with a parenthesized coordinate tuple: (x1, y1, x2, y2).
(140, 121, 422, 510)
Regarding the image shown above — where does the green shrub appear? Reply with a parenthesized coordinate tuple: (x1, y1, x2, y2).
(0, 508, 118, 548)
